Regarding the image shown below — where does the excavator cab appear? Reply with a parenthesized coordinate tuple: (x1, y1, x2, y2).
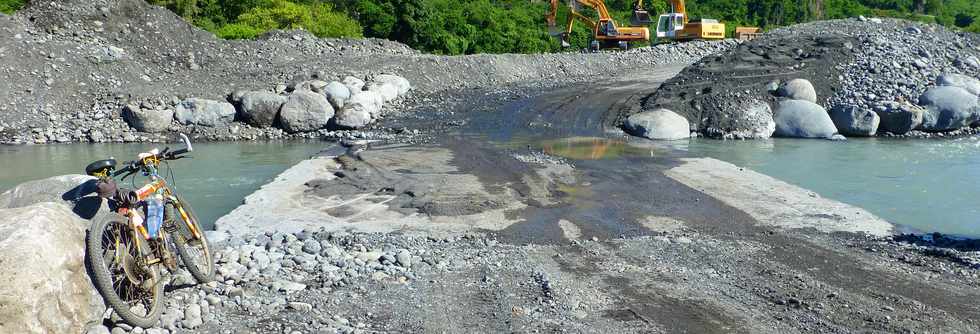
(656, 13, 684, 39)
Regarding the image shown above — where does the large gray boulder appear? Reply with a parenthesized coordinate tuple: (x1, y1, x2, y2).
(335, 91, 383, 129)
(0, 175, 109, 334)
(0, 203, 105, 334)
(175, 98, 236, 127)
(830, 104, 879, 137)
(873, 101, 924, 135)
(774, 100, 838, 138)
(279, 91, 334, 133)
(323, 81, 351, 110)
(937, 73, 980, 96)
(776, 79, 818, 103)
(122, 105, 173, 133)
(917, 86, 980, 131)
(624, 109, 690, 140)
(342, 76, 365, 96)
(372, 74, 411, 96)
(366, 82, 399, 102)
(238, 91, 286, 128)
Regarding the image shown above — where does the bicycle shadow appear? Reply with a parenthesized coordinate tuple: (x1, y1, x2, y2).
(61, 179, 104, 220)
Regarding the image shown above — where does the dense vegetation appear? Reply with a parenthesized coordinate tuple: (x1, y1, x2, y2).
(2, 0, 979, 54)
(0, 0, 24, 14)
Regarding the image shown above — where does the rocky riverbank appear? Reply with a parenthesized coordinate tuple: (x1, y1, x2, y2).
(0, 0, 736, 145)
(644, 17, 980, 140)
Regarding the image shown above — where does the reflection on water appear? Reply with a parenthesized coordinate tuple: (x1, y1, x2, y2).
(0, 141, 327, 229)
(538, 137, 663, 160)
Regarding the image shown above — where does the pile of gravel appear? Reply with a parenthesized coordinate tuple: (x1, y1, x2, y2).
(89, 229, 466, 334)
(645, 17, 980, 139)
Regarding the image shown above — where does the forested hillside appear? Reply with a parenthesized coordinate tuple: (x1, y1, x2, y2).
(2, 0, 979, 54)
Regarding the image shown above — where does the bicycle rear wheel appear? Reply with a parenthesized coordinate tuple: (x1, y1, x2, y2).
(168, 196, 215, 283)
(86, 214, 164, 328)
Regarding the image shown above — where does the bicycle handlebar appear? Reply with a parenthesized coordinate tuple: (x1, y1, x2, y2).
(108, 134, 194, 179)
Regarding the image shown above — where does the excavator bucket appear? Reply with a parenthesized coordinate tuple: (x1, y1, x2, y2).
(631, 10, 653, 26)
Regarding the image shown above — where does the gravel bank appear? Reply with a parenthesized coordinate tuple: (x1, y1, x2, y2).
(0, 0, 736, 145)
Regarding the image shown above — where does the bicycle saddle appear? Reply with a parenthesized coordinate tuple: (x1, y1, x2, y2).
(86, 159, 117, 176)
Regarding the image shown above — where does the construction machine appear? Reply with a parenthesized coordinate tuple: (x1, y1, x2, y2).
(546, 0, 650, 51)
(652, 0, 726, 41)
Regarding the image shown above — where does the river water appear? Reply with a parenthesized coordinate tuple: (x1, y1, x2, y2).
(0, 141, 327, 228)
(520, 136, 980, 238)
(682, 137, 980, 237)
(1, 137, 978, 237)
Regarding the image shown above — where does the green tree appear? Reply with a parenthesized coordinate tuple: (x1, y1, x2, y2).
(0, 0, 24, 14)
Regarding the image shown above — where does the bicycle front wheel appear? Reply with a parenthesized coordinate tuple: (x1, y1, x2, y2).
(86, 214, 164, 328)
(168, 196, 215, 283)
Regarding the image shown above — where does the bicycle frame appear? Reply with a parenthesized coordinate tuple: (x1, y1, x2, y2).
(116, 154, 203, 262)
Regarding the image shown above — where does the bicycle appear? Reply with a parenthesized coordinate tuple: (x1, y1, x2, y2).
(83, 134, 215, 328)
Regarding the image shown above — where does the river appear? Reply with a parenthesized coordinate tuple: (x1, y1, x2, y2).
(1, 137, 978, 237)
(0, 141, 327, 228)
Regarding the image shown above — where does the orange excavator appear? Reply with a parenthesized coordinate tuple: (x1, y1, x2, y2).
(546, 0, 650, 51)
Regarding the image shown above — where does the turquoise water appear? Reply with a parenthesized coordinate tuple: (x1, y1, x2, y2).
(678, 137, 980, 237)
(2, 137, 978, 237)
(0, 141, 327, 228)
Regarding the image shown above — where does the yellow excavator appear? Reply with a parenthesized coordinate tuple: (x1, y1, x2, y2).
(644, 0, 761, 41)
(546, 0, 650, 51)
(647, 0, 726, 41)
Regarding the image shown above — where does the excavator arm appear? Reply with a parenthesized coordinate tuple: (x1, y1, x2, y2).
(547, 0, 600, 47)
(546, 0, 650, 49)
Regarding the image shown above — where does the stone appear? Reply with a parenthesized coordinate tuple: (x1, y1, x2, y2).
(175, 98, 236, 127)
(342, 76, 365, 95)
(773, 100, 838, 138)
(238, 91, 287, 128)
(874, 101, 924, 135)
(301, 239, 322, 254)
(182, 304, 203, 329)
(279, 91, 334, 133)
(160, 308, 183, 329)
(371, 74, 411, 96)
(624, 109, 690, 140)
(777, 78, 818, 103)
(396, 249, 412, 268)
(323, 81, 351, 109)
(105, 46, 125, 61)
(937, 73, 980, 96)
(366, 82, 399, 102)
(0, 203, 105, 334)
(955, 56, 980, 69)
(122, 105, 173, 133)
(272, 280, 307, 293)
(829, 104, 879, 137)
(335, 91, 383, 129)
(252, 251, 271, 270)
(288, 302, 313, 312)
(917, 86, 980, 131)
(355, 251, 383, 263)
